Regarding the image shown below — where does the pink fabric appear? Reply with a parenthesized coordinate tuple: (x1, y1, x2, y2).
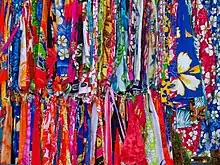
(0, 25, 19, 53)
(22, 102, 31, 165)
(104, 87, 113, 165)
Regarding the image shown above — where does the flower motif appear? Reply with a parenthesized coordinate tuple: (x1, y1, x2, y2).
(211, 129, 220, 145)
(210, 16, 217, 27)
(170, 52, 201, 96)
(176, 129, 180, 134)
(58, 35, 68, 47)
(205, 44, 214, 56)
(56, 10, 63, 25)
(55, 0, 63, 8)
(58, 49, 69, 60)
(173, 117, 177, 128)
(200, 23, 208, 36)
(213, 91, 220, 106)
(181, 130, 187, 138)
(201, 132, 209, 143)
(211, 111, 219, 119)
(186, 139, 193, 146)
(211, 7, 217, 15)
(189, 130, 198, 140)
(204, 72, 210, 84)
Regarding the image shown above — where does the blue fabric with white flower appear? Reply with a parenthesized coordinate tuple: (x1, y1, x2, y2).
(55, 0, 71, 76)
(169, 0, 203, 104)
(198, 0, 220, 155)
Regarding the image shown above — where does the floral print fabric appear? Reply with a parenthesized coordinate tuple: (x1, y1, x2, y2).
(169, 0, 203, 102)
(0, 0, 219, 164)
(198, 0, 220, 155)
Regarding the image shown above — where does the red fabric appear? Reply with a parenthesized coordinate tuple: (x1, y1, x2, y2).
(35, 68, 47, 90)
(27, 51, 35, 82)
(173, 112, 201, 153)
(191, 1, 216, 98)
(135, 95, 146, 128)
(114, 128, 120, 165)
(0, 70, 8, 84)
(0, 0, 4, 35)
(120, 97, 147, 165)
(176, 123, 201, 153)
(46, 48, 57, 80)
(64, 0, 73, 21)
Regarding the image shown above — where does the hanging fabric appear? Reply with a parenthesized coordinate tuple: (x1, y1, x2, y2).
(0, 0, 219, 164)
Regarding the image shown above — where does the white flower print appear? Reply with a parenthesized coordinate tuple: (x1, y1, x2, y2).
(204, 72, 210, 84)
(58, 49, 69, 60)
(170, 52, 201, 96)
(176, 129, 180, 134)
(61, 9, 64, 16)
(181, 130, 187, 138)
(205, 44, 214, 56)
(173, 117, 177, 128)
(211, 7, 217, 15)
(213, 91, 220, 106)
(211, 111, 219, 120)
(56, 10, 63, 25)
(186, 139, 193, 146)
(182, 130, 186, 138)
(58, 35, 68, 47)
(200, 23, 208, 36)
(55, 0, 62, 8)
(210, 16, 217, 27)
(201, 132, 209, 144)
(189, 130, 198, 140)
(211, 129, 220, 145)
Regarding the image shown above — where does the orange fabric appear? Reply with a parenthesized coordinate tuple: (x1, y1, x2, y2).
(41, 0, 49, 38)
(1, 81, 6, 105)
(18, 99, 28, 164)
(0, 100, 12, 164)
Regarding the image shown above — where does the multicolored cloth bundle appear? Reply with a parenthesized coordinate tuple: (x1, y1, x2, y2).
(0, 0, 219, 164)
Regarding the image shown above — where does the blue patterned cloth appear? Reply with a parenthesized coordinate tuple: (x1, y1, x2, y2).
(55, 0, 71, 76)
(169, 0, 203, 104)
(198, 0, 220, 155)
